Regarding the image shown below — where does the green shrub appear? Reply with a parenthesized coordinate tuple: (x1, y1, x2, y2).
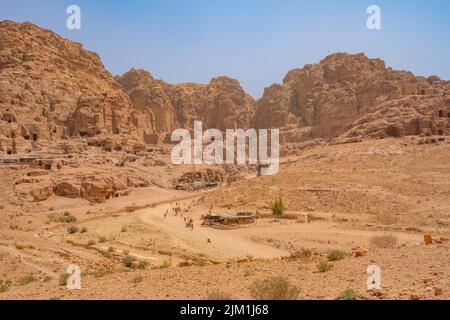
(59, 273, 70, 286)
(80, 227, 88, 234)
(138, 260, 149, 270)
(327, 250, 347, 262)
(317, 261, 333, 273)
(18, 274, 36, 286)
(339, 289, 357, 300)
(206, 290, 233, 300)
(0, 279, 9, 293)
(122, 255, 136, 268)
(271, 197, 285, 216)
(250, 276, 300, 300)
(64, 215, 77, 223)
(67, 225, 79, 234)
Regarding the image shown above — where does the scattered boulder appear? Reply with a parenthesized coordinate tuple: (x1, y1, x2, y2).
(54, 181, 81, 198)
(353, 247, 368, 258)
(409, 293, 421, 301)
(29, 181, 54, 202)
(237, 258, 249, 264)
(178, 261, 191, 268)
(434, 288, 443, 296)
(291, 249, 313, 259)
(81, 176, 115, 203)
(424, 235, 433, 245)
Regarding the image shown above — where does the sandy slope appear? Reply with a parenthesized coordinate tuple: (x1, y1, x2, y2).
(1, 137, 450, 300)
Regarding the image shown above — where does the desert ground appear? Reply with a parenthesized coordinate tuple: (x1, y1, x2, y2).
(1, 21, 450, 300)
(1, 137, 449, 300)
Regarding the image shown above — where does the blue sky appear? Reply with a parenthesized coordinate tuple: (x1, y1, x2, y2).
(1, 0, 449, 97)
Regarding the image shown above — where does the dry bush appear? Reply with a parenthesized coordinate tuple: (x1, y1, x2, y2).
(271, 197, 285, 216)
(122, 255, 137, 268)
(0, 279, 10, 293)
(327, 250, 347, 262)
(67, 225, 79, 234)
(18, 274, 36, 286)
(316, 261, 333, 273)
(160, 260, 172, 269)
(339, 289, 357, 300)
(138, 260, 149, 270)
(132, 276, 143, 284)
(206, 290, 233, 300)
(250, 276, 300, 300)
(370, 234, 398, 249)
(59, 273, 70, 286)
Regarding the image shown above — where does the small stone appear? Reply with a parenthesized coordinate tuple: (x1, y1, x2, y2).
(354, 249, 367, 258)
(178, 261, 191, 267)
(410, 293, 421, 300)
(424, 235, 433, 245)
(302, 250, 312, 258)
(237, 258, 249, 264)
(434, 288, 443, 296)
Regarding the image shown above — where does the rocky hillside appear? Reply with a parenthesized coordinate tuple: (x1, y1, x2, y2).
(0, 20, 141, 155)
(255, 52, 450, 144)
(116, 68, 255, 141)
(119, 53, 450, 146)
(1, 21, 449, 157)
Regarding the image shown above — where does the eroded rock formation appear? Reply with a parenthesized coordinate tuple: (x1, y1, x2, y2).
(1, 21, 449, 157)
(0, 20, 137, 155)
(254, 52, 450, 143)
(116, 69, 256, 141)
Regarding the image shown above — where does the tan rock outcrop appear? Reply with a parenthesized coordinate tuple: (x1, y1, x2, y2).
(116, 69, 256, 138)
(54, 181, 80, 198)
(0, 21, 138, 155)
(2, 21, 449, 155)
(254, 52, 450, 143)
(15, 179, 55, 202)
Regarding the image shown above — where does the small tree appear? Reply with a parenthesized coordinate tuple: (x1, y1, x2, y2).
(271, 197, 285, 216)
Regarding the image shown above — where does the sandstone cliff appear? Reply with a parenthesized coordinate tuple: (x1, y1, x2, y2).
(1, 20, 449, 158)
(116, 69, 256, 141)
(254, 52, 450, 143)
(0, 21, 138, 155)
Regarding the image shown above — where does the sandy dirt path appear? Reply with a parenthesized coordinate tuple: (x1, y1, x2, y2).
(138, 200, 289, 261)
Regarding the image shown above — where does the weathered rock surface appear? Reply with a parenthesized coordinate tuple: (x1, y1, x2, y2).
(0, 20, 138, 155)
(334, 94, 450, 143)
(175, 168, 226, 190)
(1, 21, 449, 157)
(54, 181, 80, 198)
(14, 170, 150, 203)
(254, 52, 450, 143)
(116, 69, 255, 141)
